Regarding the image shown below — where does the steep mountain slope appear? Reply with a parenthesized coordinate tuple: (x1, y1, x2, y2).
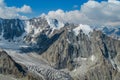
(0, 50, 26, 77)
(0, 49, 45, 80)
(39, 25, 120, 80)
(0, 17, 120, 80)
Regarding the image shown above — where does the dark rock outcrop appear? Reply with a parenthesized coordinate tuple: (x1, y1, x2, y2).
(0, 50, 27, 77)
(0, 50, 44, 80)
(0, 19, 25, 40)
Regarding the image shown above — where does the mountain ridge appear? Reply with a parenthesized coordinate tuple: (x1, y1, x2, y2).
(0, 17, 120, 80)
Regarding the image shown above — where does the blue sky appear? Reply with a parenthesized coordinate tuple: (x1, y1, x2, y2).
(4, 0, 105, 18)
(5, 0, 87, 17)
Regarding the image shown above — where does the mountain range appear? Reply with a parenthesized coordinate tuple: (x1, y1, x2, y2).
(0, 16, 120, 80)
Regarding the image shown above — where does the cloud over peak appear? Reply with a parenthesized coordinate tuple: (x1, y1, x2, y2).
(44, 0, 120, 27)
(0, 0, 32, 19)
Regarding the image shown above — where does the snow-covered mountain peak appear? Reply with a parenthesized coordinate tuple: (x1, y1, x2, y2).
(46, 17, 64, 30)
(73, 24, 93, 36)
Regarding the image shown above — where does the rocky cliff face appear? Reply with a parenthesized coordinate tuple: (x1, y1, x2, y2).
(0, 19, 25, 40)
(0, 17, 120, 80)
(0, 50, 45, 80)
(0, 50, 26, 77)
(40, 27, 120, 79)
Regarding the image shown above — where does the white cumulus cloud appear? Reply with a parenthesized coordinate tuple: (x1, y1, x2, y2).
(17, 5, 32, 13)
(0, 0, 32, 19)
(46, 9, 90, 24)
(44, 0, 120, 27)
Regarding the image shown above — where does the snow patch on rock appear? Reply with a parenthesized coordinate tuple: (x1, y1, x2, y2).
(90, 55, 96, 61)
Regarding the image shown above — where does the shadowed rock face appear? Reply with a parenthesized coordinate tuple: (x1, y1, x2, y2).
(0, 19, 25, 40)
(0, 50, 44, 80)
(0, 50, 26, 77)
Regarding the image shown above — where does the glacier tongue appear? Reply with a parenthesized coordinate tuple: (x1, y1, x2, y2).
(5, 49, 72, 80)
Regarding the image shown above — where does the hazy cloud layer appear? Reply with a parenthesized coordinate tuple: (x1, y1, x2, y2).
(0, 0, 32, 19)
(45, 0, 120, 27)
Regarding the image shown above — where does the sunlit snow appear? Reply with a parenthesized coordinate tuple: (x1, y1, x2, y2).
(73, 24, 93, 36)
